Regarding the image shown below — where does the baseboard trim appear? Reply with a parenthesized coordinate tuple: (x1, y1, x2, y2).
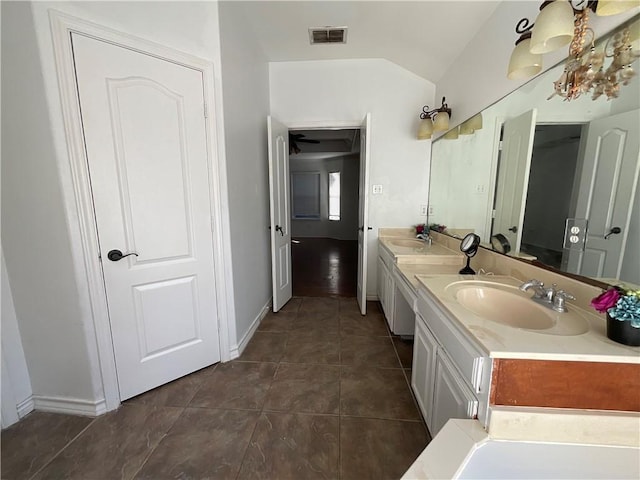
(16, 397, 35, 418)
(31, 395, 107, 417)
(367, 295, 379, 302)
(229, 299, 272, 360)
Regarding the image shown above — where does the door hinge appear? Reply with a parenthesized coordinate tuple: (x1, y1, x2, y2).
(203, 103, 208, 119)
(498, 140, 503, 151)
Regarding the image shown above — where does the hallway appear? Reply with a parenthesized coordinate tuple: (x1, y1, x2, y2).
(1, 297, 428, 480)
(292, 237, 358, 297)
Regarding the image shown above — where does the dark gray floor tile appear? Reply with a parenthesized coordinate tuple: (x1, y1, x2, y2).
(239, 332, 287, 362)
(341, 417, 429, 480)
(237, 413, 339, 480)
(126, 365, 216, 407)
(264, 364, 340, 414)
(189, 361, 277, 410)
(392, 336, 414, 368)
(1, 412, 93, 479)
(281, 332, 340, 364)
(134, 408, 259, 480)
(341, 366, 420, 420)
(290, 311, 339, 334)
(279, 297, 302, 313)
(298, 297, 339, 314)
(257, 311, 296, 332)
(340, 312, 389, 336)
(32, 404, 182, 480)
(340, 335, 399, 367)
(338, 298, 361, 314)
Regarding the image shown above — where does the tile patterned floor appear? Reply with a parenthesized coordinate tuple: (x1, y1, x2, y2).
(1, 298, 428, 480)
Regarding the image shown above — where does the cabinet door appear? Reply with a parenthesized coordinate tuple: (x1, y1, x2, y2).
(377, 257, 387, 312)
(431, 350, 478, 436)
(411, 315, 438, 427)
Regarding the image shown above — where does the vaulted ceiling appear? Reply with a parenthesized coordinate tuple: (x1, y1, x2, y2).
(226, 1, 502, 83)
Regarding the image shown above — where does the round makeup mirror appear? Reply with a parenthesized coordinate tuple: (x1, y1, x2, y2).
(459, 233, 481, 275)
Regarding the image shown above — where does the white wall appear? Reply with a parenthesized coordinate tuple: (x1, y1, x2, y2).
(436, 1, 640, 132)
(218, 2, 271, 346)
(270, 59, 434, 296)
(2, 1, 230, 409)
(1, 250, 33, 427)
(290, 154, 360, 241)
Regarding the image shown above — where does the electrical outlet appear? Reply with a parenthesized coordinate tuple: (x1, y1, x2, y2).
(428, 205, 435, 215)
(372, 184, 383, 194)
(420, 204, 428, 216)
(475, 184, 486, 194)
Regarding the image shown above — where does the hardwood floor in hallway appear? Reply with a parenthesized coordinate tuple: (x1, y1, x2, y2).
(291, 237, 358, 297)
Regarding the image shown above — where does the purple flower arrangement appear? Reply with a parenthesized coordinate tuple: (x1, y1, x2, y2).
(591, 286, 640, 328)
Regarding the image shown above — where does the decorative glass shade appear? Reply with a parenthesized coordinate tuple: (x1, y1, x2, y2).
(596, 0, 639, 16)
(432, 111, 450, 132)
(459, 120, 475, 135)
(417, 118, 433, 140)
(468, 113, 483, 131)
(443, 127, 459, 140)
(530, 0, 575, 54)
(508, 38, 543, 80)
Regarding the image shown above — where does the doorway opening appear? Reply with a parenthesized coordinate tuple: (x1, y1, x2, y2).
(288, 129, 361, 297)
(521, 124, 583, 268)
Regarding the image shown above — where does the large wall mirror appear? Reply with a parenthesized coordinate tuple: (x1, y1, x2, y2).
(430, 18, 639, 287)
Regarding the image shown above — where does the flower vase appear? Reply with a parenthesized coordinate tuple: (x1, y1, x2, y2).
(606, 313, 640, 346)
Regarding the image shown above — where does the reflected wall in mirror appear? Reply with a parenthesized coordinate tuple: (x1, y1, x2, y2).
(430, 20, 640, 287)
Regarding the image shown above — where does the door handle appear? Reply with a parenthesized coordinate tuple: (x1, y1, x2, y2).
(508, 226, 518, 233)
(107, 249, 139, 261)
(604, 227, 621, 239)
(275, 225, 284, 236)
(358, 226, 373, 232)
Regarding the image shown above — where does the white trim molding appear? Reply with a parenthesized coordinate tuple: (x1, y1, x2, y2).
(230, 299, 272, 359)
(32, 395, 107, 417)
(48, 10, 234, 412)
(16, 397, 35, 419)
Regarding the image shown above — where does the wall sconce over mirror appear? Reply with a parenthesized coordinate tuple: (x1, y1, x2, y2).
(507, 0, 640, 101)
(417, 97, 452, 140)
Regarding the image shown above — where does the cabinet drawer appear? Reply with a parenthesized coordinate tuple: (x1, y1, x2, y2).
(417, 289, 486, 393)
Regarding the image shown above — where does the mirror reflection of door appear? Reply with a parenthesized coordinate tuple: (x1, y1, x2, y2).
(492, 109, 537, 253)
(566, 109, 640, 283)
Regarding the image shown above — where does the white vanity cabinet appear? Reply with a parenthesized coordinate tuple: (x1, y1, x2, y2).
(412, 286, 490, 436)
(377, 255, 395, 328)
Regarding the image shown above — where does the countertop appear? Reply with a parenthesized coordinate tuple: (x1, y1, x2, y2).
(378, 234, 464, 266)
(415, 273, 640, 364)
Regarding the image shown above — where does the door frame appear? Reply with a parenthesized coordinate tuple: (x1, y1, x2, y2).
(286, 119, 368, 298)
(50, 11, 233, 411)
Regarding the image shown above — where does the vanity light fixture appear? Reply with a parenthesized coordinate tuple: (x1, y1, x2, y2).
(443, 127, 459, 140)
(417, 97, 452, 139)
(507, 0, 640, 101)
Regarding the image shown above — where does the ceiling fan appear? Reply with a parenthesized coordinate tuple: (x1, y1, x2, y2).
(289, 133, 320, 155)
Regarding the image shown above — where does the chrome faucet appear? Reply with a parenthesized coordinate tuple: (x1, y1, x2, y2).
(519, 279, 546, 298)
(519, 279, 575, 312)
(416, 233, 433, 245)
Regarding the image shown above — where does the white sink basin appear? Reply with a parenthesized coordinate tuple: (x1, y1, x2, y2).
(445, 281, 589, 336)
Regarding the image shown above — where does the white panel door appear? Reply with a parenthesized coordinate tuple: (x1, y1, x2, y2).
(570, 109, 640, 279)
(493, 109, 537, 252)
(268, 116, 292, 312)
(72, 34, 220, 400)
(357, 114, 372, 315)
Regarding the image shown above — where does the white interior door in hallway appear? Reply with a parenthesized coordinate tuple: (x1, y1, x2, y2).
(268, 116, 292, 312)
(72, 34, 221, 400)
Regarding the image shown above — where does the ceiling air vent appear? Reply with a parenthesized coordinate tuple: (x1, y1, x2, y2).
(309, 27, 348, 45)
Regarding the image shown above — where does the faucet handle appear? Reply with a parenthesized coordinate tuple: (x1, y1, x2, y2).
(543, 283, 559, 302)
(553, 290, 576, 312)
